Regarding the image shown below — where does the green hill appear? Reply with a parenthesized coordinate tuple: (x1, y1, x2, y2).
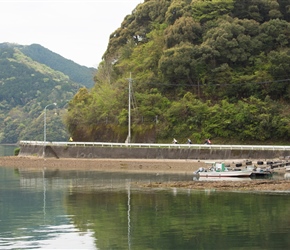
(21, 44, 96, 88)
(0, 43, 96, 88)
(0, 43, 96, 143)
(65, 0, 290, 144)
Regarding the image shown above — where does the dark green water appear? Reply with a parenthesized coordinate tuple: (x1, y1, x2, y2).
(1, 145, 290, 249)
(0, 145, 16, 156)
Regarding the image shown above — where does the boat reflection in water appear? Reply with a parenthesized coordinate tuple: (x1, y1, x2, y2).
(2, 166, 290, 249)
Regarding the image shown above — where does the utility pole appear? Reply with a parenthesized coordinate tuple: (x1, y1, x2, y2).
(126, 73, 132, 143)
(43, 102, 57, 157)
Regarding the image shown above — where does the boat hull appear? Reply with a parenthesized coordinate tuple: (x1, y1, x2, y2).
(198, 171, 252, 178)
(198, 177, 252, 181)
(251, 171, 272, 178)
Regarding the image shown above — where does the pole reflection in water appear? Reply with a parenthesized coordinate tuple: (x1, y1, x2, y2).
(3, 167, 290, 249)
(43, 165, 46, 225)
(127, 179, 131, 250)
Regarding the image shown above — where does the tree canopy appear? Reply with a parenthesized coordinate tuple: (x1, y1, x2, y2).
(0, 43, 94, 143)
(66, 0, 290, 144)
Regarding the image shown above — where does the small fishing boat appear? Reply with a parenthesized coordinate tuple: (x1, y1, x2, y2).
(194, 162, 252, 178)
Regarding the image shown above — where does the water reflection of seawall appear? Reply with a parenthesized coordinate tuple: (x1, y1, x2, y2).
(7, 167, 290, 250)
(18, 169, 193, 191)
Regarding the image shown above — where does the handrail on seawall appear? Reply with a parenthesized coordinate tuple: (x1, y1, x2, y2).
(19, 140, 290, 151)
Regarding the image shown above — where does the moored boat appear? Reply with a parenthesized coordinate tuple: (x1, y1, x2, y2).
(194, 162, 252, 178)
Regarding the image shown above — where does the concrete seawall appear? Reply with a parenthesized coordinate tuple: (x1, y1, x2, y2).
(19, 144, 290, 160)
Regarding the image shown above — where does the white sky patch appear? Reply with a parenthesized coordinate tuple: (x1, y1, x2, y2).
(0, 0, 144, 67)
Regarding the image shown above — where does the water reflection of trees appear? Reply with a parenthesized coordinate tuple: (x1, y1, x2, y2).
(66, 190, 290, 250)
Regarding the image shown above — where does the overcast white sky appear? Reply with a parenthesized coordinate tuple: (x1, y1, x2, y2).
(0, 0, 143, 68)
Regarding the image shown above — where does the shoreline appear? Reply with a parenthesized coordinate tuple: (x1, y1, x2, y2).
(0, 156, 207, 173)
(1, 156, 290, 192)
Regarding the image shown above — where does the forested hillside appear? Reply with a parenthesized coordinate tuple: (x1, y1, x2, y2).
(66, 0, 290, 144)
(0, 43, 95, 143)
(0, 43, 96, 88)
(21, 44, 96, 88)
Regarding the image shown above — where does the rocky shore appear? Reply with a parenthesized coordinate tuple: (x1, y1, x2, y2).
(139, 179, 290, 192)
(1, 156, 290, 192)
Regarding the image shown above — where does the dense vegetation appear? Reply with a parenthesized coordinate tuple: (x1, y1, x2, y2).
(21, 44, 96, 88)
(0, 43, 96, 143)
(65, 0, 290, 144)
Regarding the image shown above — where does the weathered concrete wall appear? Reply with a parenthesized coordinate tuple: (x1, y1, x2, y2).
(19, 144, 290, 160)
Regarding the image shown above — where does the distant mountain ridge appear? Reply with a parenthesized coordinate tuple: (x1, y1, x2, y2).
(0, 42, 96, 143)
(0, 43, 96, 88)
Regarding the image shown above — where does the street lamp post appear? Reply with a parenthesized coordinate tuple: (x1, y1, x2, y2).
(43, 103, 57, 157)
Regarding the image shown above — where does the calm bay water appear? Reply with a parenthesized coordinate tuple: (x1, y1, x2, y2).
(1, 145, 290, 249)
(0, 145, 16, 156)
